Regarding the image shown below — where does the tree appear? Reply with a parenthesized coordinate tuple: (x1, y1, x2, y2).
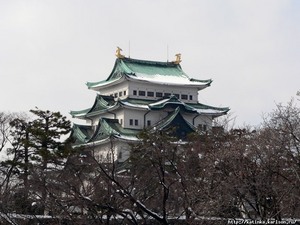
(188, 99, 300, 220)
(262, 99, 300, 217)
(0, 112, 16, 152)
(28, 108, 73, 215)
(1, 108, 73, 215)
(55, 129, 206, 224)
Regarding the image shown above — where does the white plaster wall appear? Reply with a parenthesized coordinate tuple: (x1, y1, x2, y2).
(123, 108, 146, 129)
(183, 113, 212, 129)
(144, 110, 168, 127)
(98, 80, 129, 99)
(122, 108, 169, 129)
(128, 81, 198, 103)
(90, 140, 131, 163)
(88, 113, 116, 127)
(114, 108, 125, 126)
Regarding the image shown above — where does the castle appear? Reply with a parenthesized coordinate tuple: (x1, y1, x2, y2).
(70, 48, 229, 162)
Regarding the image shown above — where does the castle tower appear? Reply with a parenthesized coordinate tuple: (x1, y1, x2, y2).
(70, 50, 229, 162)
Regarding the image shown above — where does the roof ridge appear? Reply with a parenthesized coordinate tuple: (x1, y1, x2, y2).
(121, 57, 178, 66)
(149, 106, 196, 136)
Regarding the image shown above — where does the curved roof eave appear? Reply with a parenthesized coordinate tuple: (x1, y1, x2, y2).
(73, 134, 139, 149)
(149, 106, 197, 132)
(85, 105, 119, 117)
(71, 103, 119, 119)
(71, 124, 91, 144)
(70, 108, 91, 118)
(87, 76, 126, 91)
(73, 137, 112, 148)
(146, 95, 197, 113)
(119, 101, 149, 111)
(126, 75, 210, 88)
(71, 95, 119, 118)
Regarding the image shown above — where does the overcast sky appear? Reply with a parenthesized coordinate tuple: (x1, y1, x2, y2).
(1, 0, 299, 127)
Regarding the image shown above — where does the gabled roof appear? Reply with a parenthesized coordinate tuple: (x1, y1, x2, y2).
(120, 96, 229, 116)
(148, 95, 196, 112)
(71, 107, 199, 147)
(188, 102, 230, 118)
(71, 118, 140, 147)
(70, 94, 117, 118)
(89, 118, 139, 143)
(71, 124, 94, 145)
(86, 57, 212, 90)
(148, 107, 196, 139)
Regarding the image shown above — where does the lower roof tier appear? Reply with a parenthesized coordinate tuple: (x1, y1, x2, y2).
(71, 106, 198, 147)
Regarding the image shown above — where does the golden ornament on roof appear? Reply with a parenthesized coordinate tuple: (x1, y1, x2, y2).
(173, 53, 182, 64)
(115, 47, 125, 58)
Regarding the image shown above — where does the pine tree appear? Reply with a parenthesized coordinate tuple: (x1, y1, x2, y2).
(4, 108, 73, 215)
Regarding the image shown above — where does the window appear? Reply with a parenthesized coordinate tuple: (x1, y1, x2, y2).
(156, 92, 163, 97)
(174, 94, 180, 98)
(147, 120, 151, 126)
(189, 95, 193, 100)
(114, 93, 118, 98)
(118, 151, 122, 159)
(164, 93, 171, 97)
(130, 119, 138, 126)
(198, 124, 207, 131)
(119, 91, 122, 97)
(147, 91, 154, 97)
(133, 90, 137, 96)
(123, 90, 127, 96)
(139, 90, 146, 96)
(181, 94, 188, 100)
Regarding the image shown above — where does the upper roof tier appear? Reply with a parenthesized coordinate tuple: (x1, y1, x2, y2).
(86, 57, 212, 90)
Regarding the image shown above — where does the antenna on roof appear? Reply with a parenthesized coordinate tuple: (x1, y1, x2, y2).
(167, 44, 169, 62)
(128, 41, 131, 58)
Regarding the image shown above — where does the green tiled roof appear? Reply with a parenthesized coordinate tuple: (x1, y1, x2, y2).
(71, 124, 94, 145)
(148, 95, 196, 112)
(106, 119, 139, 136)
(70, 95, 117, 118)
(149, 107, 196, 138)
(188, 102, 230, 113)
(70, 108, 91, 118)
(88, 118, 139, 143)
(86, 57, 212, 89)
(71, 118, 140, 147)
(86, 76, 122, 89)
(120, 98, 154, 105)
(120, 97, 229, 115)
(118, 58, 187, 77)
(71, 95, 229, 120)
(71, 107, 198, 146)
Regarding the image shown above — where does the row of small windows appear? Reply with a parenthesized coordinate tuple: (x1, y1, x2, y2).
(129, 119, 139, 126)
(129, 119, 151, 127)
(125, 118, 204, 130)
(112, 90, 127, 98)
(110, 90, 192, 100)
(133, 90, 193, 100)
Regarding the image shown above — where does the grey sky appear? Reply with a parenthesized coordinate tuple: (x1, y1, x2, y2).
(0, 0, 299, 127)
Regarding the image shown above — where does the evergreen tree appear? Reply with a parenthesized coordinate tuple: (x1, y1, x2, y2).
(3, 108, 73, 215)
(28, 108, 72, 214)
